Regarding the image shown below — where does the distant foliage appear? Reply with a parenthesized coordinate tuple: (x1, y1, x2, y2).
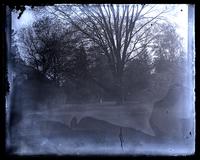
(13, 5, 186, 104)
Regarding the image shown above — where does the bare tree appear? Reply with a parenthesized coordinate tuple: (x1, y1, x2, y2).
(17, 16, 82, 86)
(47, 4, 171, 103)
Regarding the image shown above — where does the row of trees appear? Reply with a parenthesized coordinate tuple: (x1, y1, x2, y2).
(13, 4, 186, 104)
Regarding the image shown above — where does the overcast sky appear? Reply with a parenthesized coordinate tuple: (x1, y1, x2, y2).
(12, 4, 189, 52)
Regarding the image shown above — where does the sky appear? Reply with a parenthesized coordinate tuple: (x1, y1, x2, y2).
(12, 4, 189, 52)
(167, 4, 188, 52)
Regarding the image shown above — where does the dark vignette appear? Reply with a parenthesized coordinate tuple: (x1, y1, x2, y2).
(1, 0, 199, 160)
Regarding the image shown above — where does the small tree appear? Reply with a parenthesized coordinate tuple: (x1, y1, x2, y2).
(152, 23, 186, 84)
(17, 16, 83, 86)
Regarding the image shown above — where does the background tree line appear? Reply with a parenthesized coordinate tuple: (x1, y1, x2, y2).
(12, 4, 186, 104)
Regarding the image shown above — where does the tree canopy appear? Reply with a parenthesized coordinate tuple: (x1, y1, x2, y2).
(14, 4, 186, 104)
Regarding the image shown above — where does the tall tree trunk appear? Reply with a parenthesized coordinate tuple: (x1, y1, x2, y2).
(114, 66, 124, 105)
(115, 77, 124, 105)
